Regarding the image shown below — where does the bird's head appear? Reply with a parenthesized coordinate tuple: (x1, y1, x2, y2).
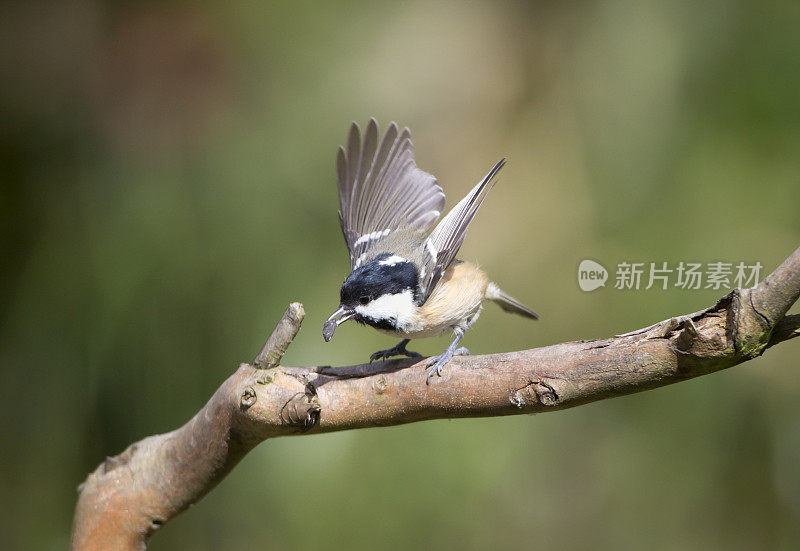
(323, 254, 419, 341)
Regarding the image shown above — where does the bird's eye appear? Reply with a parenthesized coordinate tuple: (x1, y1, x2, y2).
(359, 296, 370, 305)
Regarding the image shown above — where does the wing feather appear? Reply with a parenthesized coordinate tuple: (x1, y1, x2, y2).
(419, 158, 506, 301)
(336, 119, 445, 269)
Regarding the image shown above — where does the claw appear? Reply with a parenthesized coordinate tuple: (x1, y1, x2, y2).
(425, 353, 451, 384)
(424, 336, 470, 385)
(370, 339, 420, 363)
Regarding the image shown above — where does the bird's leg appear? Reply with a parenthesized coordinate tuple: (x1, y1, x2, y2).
(426, 329, 470, 384)
(370, 339, 422, 363)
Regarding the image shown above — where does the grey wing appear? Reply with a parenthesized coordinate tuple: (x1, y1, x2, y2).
(337, 118, 445, 269)
(419, 158, 506, 302)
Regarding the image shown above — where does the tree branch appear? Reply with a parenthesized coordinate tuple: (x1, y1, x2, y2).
(71, 246, 800, 550)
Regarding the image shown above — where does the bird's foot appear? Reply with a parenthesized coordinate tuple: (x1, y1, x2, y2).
(425, 347, 470, 385)
(370, 340, 422, 363)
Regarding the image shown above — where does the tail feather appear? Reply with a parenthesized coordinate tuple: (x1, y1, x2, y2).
(486, 282, 539, 320)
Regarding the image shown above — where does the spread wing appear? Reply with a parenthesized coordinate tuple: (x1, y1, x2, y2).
(337, 119, 445, 270)
(418, 158, 506, 302)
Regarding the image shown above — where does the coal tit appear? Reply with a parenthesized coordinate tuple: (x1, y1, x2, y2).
(323, 119, 538, 384)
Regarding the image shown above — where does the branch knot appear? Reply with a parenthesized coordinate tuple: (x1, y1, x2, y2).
(279, 391, 321, 431)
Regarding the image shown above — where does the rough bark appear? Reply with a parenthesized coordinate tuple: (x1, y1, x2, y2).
(71, 247, 800, 550)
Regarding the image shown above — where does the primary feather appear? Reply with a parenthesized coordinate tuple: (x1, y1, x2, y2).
(418, 158, 505, 301)
(336, 119, 445, 270)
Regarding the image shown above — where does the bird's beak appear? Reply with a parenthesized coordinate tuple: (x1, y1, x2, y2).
(323, 306, 354, 342)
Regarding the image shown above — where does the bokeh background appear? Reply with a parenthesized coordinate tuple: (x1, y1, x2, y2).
(2, 1, 800, 549)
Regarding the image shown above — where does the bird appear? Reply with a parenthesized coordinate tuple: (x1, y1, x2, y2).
(323, 119, 538, 384)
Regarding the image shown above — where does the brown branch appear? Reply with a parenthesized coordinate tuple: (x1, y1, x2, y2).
(254, 302, 305, 368)
(71, 246, 800, 550)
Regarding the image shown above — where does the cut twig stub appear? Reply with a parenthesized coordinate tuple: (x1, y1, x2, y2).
(255, 302, 305, 369)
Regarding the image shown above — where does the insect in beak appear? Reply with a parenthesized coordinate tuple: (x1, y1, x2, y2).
(323, 306, 355, 342)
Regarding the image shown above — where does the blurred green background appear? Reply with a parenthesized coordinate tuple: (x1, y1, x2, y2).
(2, 1, 800, 549)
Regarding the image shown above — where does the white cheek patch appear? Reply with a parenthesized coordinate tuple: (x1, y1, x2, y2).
(378, 255, 406, 267)
(355, 289, 416, 329)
